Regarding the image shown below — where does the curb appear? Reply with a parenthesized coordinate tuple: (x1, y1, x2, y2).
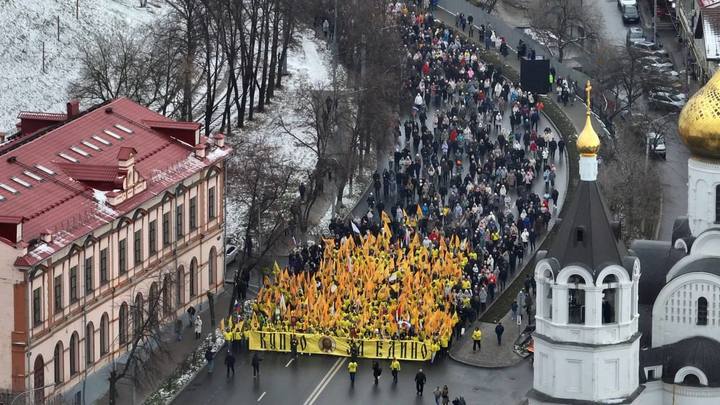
(447, 343, 527, 369)
(161, 338, 227, 405)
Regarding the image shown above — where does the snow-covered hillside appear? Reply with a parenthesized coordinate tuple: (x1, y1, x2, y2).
(0, 0, 162, 132)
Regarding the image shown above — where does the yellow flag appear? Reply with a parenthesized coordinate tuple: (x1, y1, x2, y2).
(381, 210, 391, 225)
(416, 204, 423, 219)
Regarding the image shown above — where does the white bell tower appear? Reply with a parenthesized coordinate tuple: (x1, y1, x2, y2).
(528, 81, 641, 404)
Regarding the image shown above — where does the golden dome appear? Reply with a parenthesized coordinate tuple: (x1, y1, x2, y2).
(678, 71, 720, 159)
(577, 81, 601, 156)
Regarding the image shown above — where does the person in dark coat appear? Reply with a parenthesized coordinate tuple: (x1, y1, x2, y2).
(252, 352, 262, 378)
(372, 361, 382, 385)
(205, 348, 215, 374)
(224, 350, 236, 378)
(495, 322, 505, 345)
(415, 368, 427, 395)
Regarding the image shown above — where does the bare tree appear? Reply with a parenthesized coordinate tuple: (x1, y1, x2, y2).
(598, 119, 662, 241)
(528, 0, 602, 62)
(107, 269, 175, 405)
(226, 136, 299, 271)
(585, 43, 649, 123)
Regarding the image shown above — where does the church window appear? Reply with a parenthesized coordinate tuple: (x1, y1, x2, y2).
(575, 227, 585, 243)
(683, 374, 701, 386)
(568, 275, 586, 324)
(601, 274, 619, 324)
(697, 297, 708, 326)
(715, 185, 720, 223)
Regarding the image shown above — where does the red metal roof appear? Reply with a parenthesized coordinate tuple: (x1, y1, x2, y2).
(0, 98, 232, 266)
(700, 0, 720, 8)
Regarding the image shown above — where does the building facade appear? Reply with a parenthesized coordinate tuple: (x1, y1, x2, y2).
(0, 98, 231, 402)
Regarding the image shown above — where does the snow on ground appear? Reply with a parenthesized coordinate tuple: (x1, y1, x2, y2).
(0, 0, 163, 132)
(225, 27, 338, 238)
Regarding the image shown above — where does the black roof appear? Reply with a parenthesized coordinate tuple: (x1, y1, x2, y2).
(547, 180, 628, 274)
(638, 304, 654, 348)
(669, 255, 720, 281)
(671, 217, 692, 245)
(629, 240, 686, 306)
(642, 337, 720, 387)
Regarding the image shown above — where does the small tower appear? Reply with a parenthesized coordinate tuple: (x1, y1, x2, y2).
(677, 73, 720, 237)
(529, 82, 642, 404)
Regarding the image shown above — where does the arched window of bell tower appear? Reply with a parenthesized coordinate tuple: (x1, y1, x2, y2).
(542, 269, 553, 320)
(568, 274, 586, 324)
(600, 274, 619, 324)
(715, 184, 720, 223)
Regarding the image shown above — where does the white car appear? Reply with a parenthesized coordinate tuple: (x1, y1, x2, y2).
(225, 240, 239, 263)
(618, 0, 638, 9)
(646, 132, 666, 159)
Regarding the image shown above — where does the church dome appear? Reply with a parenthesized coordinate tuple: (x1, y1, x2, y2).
(678, 71, 720, 159)
(577, 113, 601, 155)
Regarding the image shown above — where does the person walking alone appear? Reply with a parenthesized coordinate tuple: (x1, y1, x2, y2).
(224, 350, 236, 378)
(472, 327, 482, 352)
(205, 347, 215, 374)
(415, 368, 427, 395)
(372, 360, 382, 385)
(390, 358, 401, 384)
(194, 316, 202, 339)
(348, 360, 358, 386)
(252, 352, 262, 378)
(495, 322, 505, 345)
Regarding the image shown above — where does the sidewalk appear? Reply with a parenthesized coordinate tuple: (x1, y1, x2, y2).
(451, 309, 528, 368)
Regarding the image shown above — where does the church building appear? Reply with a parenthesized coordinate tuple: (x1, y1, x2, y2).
(528, 76, 720, 404)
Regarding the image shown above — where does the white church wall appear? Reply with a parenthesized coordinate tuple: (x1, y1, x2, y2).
(533, 335, 639, 402)
(652, 273, 720, 347)
(687, 158, 720, 236)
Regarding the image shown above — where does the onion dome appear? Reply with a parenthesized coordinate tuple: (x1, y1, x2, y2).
(576, 81, 601, 156)
(678, 71, 720, 159)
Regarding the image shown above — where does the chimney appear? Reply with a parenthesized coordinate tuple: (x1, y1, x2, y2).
(0, 132, 6, 143)
(195, 142, 207, 159)
(66, 99, 80, 119)
(215, 133, 225, 148)
(41, 229, 52, 243)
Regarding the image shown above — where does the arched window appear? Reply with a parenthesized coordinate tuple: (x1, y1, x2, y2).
(208, 247, 217, 287)
(34, 355, 45, 403)
(568, 275, 586, 324)
(85, 322, 95, 365)
(190, 257, 198, 297)
(148, 282, 159, 327)
(176, 266, 185, 309)
(698, 297, 708, 326)
(53, 341, 64, 384)
(601, 274, 619, 324)
(684, 374, 701, 386)
(100, 313, 110, 355)
(134, 293, 144, 340)
(119, 302, 129, 346)
(163, 274, 172, 316)
(69, 332, 79, 376)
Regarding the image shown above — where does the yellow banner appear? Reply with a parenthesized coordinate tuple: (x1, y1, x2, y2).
(247, 331, 431, 361)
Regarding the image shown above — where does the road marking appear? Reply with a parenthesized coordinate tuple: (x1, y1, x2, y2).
(303, 357, 346, 405)
(285, 358, 295, 367)
(257, 392, 266, 402)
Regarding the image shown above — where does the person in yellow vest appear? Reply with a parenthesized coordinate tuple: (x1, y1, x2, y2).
(472, 327, 482, 352)
(223, 327, 234, 350)
(390, 358, 401, 384)
(233, 323, 243, 353)
(348, 360, 358, 387)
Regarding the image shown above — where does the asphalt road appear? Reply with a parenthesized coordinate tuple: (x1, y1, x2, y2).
(173, 349, 533, 405)
(595, 0, 635, 47)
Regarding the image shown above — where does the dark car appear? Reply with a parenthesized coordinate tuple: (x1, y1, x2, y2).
(622, 5, 641, 24)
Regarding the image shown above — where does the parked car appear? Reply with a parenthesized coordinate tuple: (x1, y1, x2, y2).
(622, 5, 641, 24)
(618, 0, 638, 9)
(225, 239, 239, 263)
(630, 41, 669, 57)
(639, 55, 672, 66)
(626, 27, 645, 45)
(642, 62, 676, 74)
(648, 91, 687, 111)
(646, 132, 667, 159)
